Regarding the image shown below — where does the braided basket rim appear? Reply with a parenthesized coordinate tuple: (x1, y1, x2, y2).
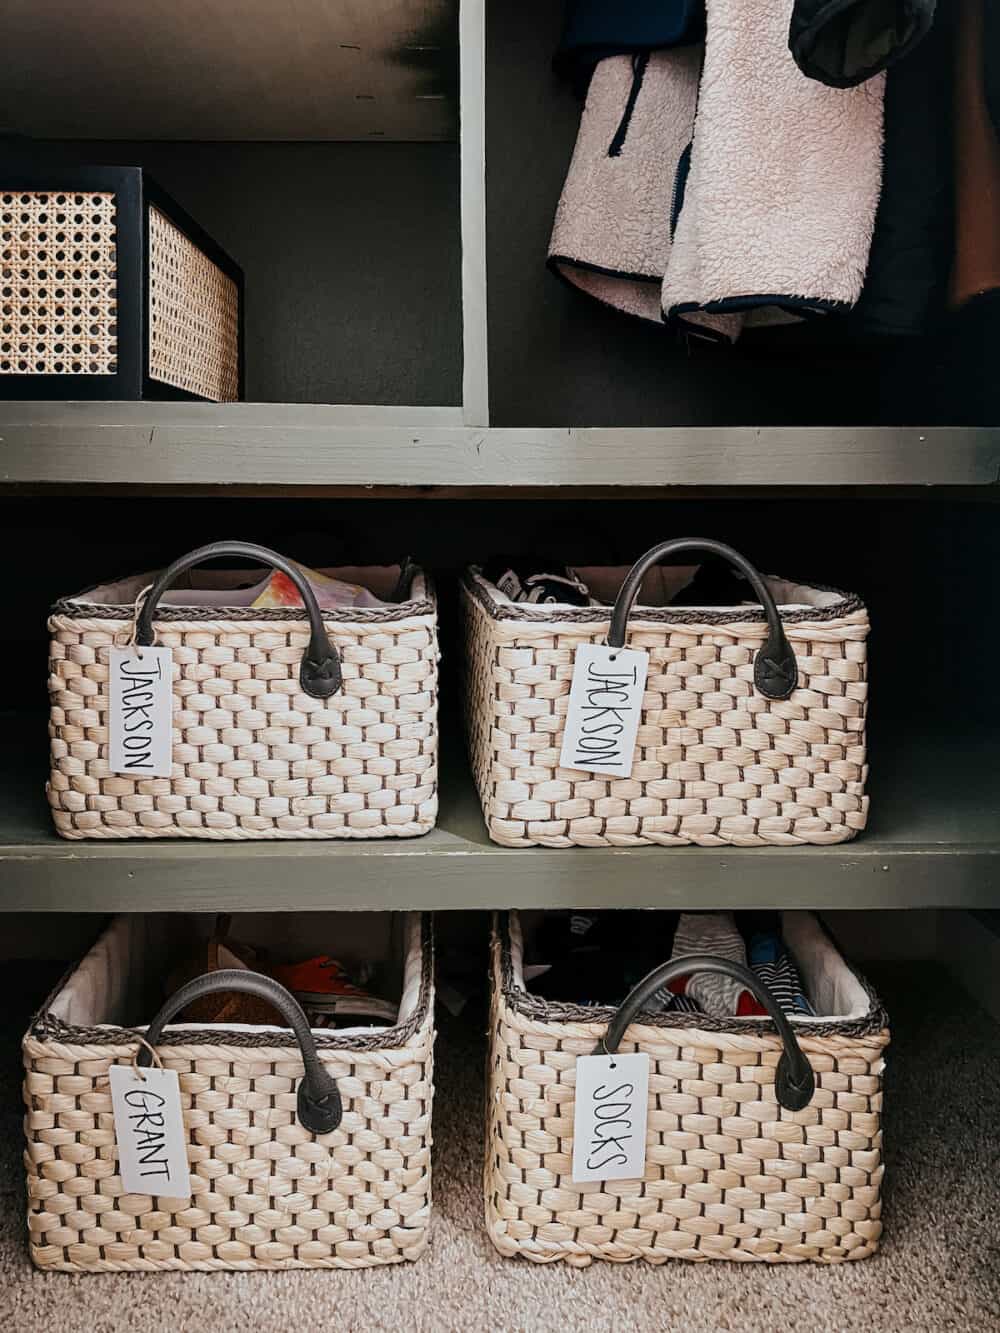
(495, 912, 888, 1039)
(461, 568, 866, 628)
(29, 913, 434, 1054)
(51, 567, 436, 625)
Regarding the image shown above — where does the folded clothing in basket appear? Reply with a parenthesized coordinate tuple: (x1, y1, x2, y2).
(527, 910, 813, 1018)
(249, 561, 387, 610)
(477, 558, 830, 614)
(270, 955, 399, 1027)
(481, 555, 596, 607)
(655, 911, 815, 1017)
(167, 915, 400, 1031)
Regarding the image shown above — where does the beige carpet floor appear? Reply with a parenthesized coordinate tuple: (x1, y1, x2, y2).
(2, 962, 999, 1333)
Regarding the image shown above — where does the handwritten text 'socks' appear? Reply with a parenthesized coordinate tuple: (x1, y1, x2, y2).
(571, 1053, 650, 1184)
(109, 1065, 192, 1199)
(559, 643, 649, 779)
(108, 646, 173, 779)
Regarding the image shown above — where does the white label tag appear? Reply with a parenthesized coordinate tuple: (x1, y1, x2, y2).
(559, 643, 649, 778)
(108, 646, 173, 778)
(109, 1064, 192, 1199)
(572, 1052, 650, 1184)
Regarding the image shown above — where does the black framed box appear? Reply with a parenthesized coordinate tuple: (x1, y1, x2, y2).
(1, 165, 244, 401)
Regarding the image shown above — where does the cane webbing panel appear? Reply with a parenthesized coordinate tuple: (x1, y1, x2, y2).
(148, 206, 239, 402)
(1, 190, 117, 375)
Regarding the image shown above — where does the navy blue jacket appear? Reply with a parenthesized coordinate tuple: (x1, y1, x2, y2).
(554, 0, 704, 90)
(789, 0, 937, 87)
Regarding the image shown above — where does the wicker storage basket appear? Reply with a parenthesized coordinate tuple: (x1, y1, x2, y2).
(48, 541, 439, 840)
(1, 165, 242, 401)
(462, 538, 869, 848)
(486, 910, 889, 1266)
(24, 911, 434, 1272)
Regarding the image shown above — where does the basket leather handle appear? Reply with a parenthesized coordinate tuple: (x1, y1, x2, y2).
(596, 953, 816, 1112)
(134, 541, 342, 699)
(139, 968, 344, 1135)
(607, 538, 797, 700)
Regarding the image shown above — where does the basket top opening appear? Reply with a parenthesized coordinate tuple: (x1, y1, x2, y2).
(59, 562, 426, 612)
(505, 909, 884, 1033)
(38, 911, 431, 1051)
(472, 564, 851, 615)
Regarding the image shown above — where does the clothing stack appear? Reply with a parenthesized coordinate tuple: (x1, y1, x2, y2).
(166, 915, 398, 1030)
(527, 909, 815, 1018)
(549, 0, 962, 343)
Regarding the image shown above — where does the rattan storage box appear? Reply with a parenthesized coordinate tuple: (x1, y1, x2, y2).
(24, 911, 434, 1272)
(462, 539, 869, 848)
(47, 542, 439, 839)
(1, 165, 242, 401)
(486, 910, 889, 1266)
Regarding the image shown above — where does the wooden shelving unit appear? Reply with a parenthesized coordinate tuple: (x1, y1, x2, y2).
(0, 0, 997, 920)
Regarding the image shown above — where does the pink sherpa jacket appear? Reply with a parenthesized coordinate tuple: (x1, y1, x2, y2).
(549, 0, 885, 343)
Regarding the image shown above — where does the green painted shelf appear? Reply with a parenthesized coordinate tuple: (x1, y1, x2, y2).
(1, 722, 997, 911)
(1, 405, 998, 489)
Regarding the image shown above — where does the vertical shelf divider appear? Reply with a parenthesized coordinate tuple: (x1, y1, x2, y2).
(460, 0, 489, 427)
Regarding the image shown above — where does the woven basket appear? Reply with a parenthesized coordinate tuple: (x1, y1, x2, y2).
(462, 538, 869, 847)
(1, 165, 242, 401)
(486, 910, 889, 1266)
(48, 541, 439, 840)
(24, 912, 434, 1272)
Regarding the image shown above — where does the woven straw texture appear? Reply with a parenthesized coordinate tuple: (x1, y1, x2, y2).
(462, 574, 869, 848)
(48, 578, 438, 840)
(23, 919, 434, 1273)
(1, 190, 117, 376)
(148, 206, 239, 402)
(485, 916, 889, 1267)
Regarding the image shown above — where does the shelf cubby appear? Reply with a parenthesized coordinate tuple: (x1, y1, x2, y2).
(485, 0, 999, 432)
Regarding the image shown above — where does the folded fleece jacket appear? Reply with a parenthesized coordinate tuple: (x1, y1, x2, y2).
(790, 0, 937, 88)
(549, 49, 702, 324)
(550, 0, 886, 342)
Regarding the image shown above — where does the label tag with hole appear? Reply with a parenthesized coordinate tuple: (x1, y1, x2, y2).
(559, 643, 648, 778)
(108, 646, 173, 778)
(572, 1052, 650, 1184)
(109, 1064, 192, 1198)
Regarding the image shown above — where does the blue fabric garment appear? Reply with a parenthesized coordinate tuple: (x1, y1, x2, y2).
(747, 931, 814, 1016)
(789, 0, 936, 88)
(554, 0, 705, 90)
